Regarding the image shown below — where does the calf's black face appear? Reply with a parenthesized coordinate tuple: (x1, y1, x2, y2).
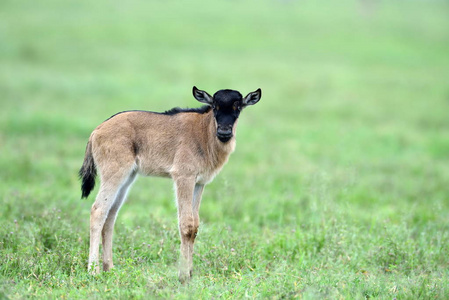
(212, 90, 243, 142)
(193, 86, 262, 143)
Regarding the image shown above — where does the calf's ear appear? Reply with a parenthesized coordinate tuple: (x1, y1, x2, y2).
(243, 88, 262, 107)
(193, 86, 213, 105)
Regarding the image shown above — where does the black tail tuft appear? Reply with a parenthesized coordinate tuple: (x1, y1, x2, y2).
(79, 141, 97, 198)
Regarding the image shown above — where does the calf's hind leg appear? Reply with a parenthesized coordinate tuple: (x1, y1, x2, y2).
(101, 170, 137, 271)
(88, 162, 135, 274)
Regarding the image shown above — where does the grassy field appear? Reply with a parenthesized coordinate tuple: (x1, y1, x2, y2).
(1, 0, 449, 298)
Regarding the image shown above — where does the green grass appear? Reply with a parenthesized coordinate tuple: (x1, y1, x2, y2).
(1, 0, 449, 298)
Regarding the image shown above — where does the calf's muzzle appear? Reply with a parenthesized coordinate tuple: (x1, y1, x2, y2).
(216, 124, 233, 142)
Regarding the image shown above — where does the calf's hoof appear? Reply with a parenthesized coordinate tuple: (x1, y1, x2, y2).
(178, 269, 191, 284)
(103, 264, 113, 272)
(88, 264, 101, 275)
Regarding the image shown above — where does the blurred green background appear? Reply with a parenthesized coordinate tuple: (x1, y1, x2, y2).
(1, 0, 449, 298)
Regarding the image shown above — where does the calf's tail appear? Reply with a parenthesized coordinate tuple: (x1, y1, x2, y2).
(79, 140, 97, 198)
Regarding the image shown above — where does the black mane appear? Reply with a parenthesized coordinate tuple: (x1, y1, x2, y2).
(103, 106, 211, 123)
(162, 105, 211, 116)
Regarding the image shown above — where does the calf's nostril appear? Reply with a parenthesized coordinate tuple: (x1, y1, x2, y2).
(217, 128, 232, 136)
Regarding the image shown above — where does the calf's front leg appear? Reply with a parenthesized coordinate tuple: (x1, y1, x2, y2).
(190, 184, 204, 274)
(174, 176, 197, 283)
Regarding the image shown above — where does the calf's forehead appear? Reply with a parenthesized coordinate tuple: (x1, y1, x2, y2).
(213, 90, 242, 105)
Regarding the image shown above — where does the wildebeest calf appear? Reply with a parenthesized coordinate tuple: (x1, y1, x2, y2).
(79, 86, 261, 283)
